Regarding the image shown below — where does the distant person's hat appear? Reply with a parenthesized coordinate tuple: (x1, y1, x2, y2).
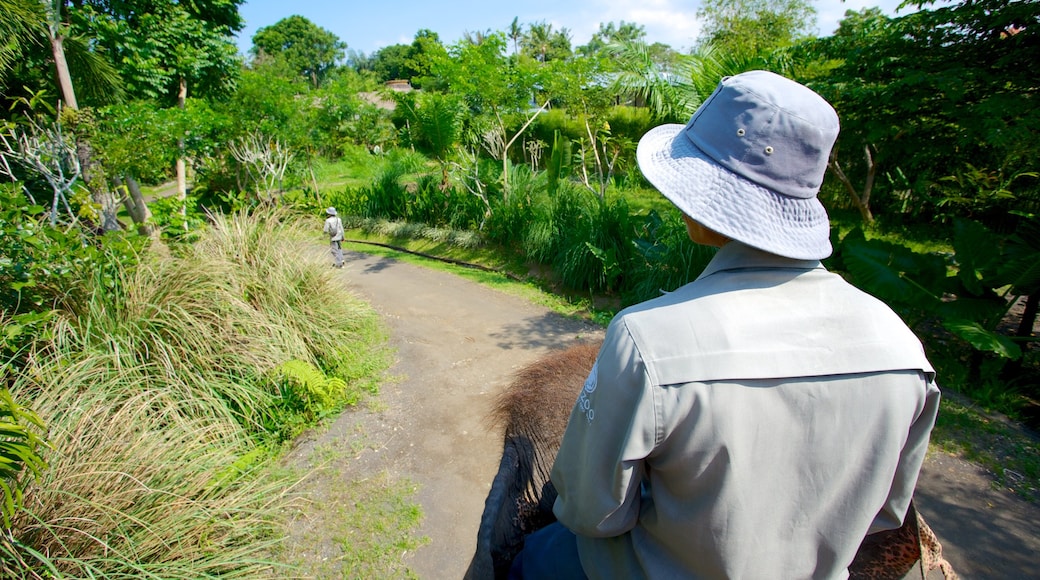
(637, 70, 839, 260)
(326, 207, 337, 216)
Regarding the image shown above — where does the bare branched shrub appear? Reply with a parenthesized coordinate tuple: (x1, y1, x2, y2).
(0, 116, 81, 226)
(228, 131, 294, 204)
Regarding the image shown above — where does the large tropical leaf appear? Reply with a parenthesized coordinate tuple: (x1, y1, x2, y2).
(1003, 215, 1040, 295)
(935, 296, 1010, 331)
(952, 218, 1003, 296)
(839, 228, 945, 307)
(943, 318, 1022, 360)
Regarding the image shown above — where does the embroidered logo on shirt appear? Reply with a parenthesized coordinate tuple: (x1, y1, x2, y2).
(577, 362, 598, 423)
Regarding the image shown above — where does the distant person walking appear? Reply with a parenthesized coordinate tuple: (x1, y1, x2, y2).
(323, 207, 344, 268)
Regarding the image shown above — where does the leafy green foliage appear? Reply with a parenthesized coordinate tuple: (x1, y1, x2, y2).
(70, 0, 244, 102)
(0, 0, 44, 82)
(0, 0, 124, 111)
(834, 228, 947, 314)
(519, 20, 573, 63)
(149, 193, 208, 238)
(626, 209, 717, 304)
(359, 28, 444, 85)
(1004, 215, 1040, 296)
(546, 130, 573, 196)
(394, 91, 466, 162)
(94, 100, 179, 183)
(251, 15, 346, 89)
(696, 0, 817, 58)
(943, 319, 1021, 360)
(365, 43, 414, 82)
(578, 20, 648, 59)
(274, 359, 352, 436)
(308, 73, 395, 156)
(0, 183, 145, 318)
(803, 0, 1040, 225)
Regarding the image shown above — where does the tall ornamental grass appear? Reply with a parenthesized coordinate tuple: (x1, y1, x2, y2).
(2, 209, 389, 577)
(4, 357, 292, 579)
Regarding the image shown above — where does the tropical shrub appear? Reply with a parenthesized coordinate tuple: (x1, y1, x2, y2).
(625, 209, 718, 305)
(529, 108, 586, 149)
(604, 105, 656, 145)
(829, 216, 1040, 412)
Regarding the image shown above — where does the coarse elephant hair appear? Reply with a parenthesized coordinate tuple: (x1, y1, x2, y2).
(464, 340, 600, 580)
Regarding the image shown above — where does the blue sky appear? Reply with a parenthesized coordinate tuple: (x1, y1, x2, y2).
(235, 0, 919, 57)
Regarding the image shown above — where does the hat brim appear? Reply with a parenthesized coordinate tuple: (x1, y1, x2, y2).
(637, 124, 832, 260)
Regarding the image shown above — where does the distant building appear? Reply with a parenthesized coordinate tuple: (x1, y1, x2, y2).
(358, 79, 413, 111)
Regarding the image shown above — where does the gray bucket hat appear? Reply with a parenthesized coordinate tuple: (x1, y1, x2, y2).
(636, 70, 839, 260)
(326, 207, 337, 216)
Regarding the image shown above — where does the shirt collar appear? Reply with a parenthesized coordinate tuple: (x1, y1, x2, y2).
(696, 242, 823, 281)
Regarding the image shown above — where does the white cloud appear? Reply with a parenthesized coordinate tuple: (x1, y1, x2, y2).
(626, 7, 701, 50)
(571, 0, 702, 50)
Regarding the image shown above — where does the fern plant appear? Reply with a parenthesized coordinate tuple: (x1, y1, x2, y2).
(275, 359, 353, 419)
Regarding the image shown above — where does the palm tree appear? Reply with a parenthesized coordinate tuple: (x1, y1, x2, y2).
(523, 21, 553, 62)
(463, 28, 493, 46)
(0, 0, 45, 83)
(549, 27, 572, 60)
(0, 0, 121, 109)
(43, 0, 78, 108)
(508, 17, 522, 56)
(610, 40, 791, 123)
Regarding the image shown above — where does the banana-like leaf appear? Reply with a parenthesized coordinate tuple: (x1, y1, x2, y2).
(1003, 216, 1040, 294)
(944, 318, 1022, 360)
(936, 296, 1009, 329)
(952, 218, 1003, 295)
(840, 228, 945, 306)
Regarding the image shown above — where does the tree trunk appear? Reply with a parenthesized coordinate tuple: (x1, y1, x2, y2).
(176, 77, 188, 224)
(828, 146, 875, 225)
(1015, 292, 1039, 340)
(115, 175, 153, 236)
(49, 32, 78, 110)
(78, 137, 121, 231)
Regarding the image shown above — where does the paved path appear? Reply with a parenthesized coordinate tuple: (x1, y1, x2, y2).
(292, 249, 1040, 579)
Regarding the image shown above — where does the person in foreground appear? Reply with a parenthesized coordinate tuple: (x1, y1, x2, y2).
(511, 70, 941, 579)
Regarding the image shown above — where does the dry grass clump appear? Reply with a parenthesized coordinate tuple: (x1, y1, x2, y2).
(6, 357, 294, 578)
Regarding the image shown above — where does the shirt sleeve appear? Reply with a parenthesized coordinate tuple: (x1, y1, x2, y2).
(869, 375, 941, 533)
(551, 317, 659, 538)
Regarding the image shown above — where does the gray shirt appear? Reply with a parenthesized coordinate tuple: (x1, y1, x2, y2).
(551, 242, 940, 579)
(324, 215, 344, 242)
